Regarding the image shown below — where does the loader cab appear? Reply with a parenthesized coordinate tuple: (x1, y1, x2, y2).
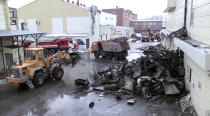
(25, 48, 45, 66)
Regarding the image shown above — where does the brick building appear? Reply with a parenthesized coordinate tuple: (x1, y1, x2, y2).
(102, 7, 137, 27)
(130, 20, 163, 35)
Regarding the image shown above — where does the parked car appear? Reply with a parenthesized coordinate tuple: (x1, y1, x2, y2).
(76, 39, 85, 45)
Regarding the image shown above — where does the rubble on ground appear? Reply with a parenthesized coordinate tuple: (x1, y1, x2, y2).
(75, 44, 186, 103)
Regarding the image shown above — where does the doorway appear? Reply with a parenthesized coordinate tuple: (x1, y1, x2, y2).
(5, 53, 13, 68)
(86, 39, 89, 49)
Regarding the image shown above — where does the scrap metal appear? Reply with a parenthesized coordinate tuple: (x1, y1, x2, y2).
(76, 44, 186, 102)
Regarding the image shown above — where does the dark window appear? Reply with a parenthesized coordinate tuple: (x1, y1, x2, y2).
(189, 69, 192, 82)
(21, 23, 25, 30)
(61, 41, 65, 45)
(27, 50, 36, 60)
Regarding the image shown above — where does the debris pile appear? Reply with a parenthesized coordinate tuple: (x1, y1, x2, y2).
(168, 27, 190, 40)
(76, 44, 186, 102)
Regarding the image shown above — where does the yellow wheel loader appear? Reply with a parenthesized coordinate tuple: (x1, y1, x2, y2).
(6, 47, 71, 88)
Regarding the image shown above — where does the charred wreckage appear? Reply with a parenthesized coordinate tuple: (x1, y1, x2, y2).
(75, 44, 186, 103)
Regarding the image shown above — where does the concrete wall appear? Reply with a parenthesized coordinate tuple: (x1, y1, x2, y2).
(0, 0, 10, 29)
(164, 0, 210, 115)
(100, 12, 117, 26)
(17, 0, 90, 33)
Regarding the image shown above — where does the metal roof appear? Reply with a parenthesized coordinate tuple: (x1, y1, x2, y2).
(45, 33, 89, 37)
(0, 30, 44, 37)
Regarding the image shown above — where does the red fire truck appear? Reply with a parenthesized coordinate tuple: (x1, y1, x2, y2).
(37, 37, 78, 55)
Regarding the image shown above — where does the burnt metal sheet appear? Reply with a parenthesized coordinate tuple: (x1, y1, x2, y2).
(163, 83, 180, 95)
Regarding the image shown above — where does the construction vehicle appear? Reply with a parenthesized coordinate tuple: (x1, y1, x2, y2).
(91, 37, 130, 60)
(37, 37, 78, 55)
(6, 47, 71, 88)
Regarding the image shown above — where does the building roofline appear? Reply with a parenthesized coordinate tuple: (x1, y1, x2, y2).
(131, 20, 163, 22)
(18, 0, 90, 11)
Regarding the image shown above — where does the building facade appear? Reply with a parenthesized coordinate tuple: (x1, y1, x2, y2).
(0, 0, 23, 76)
(100, 12, 117, 26)
(17, 0, 100, 48)
(0, 0, 10, 30)
(102, 7, 137, 27)
(9, 7, 18, 30)
(100, 25, 134, 40)
(163, 0, 210, 116)
(130, 20, 163, 35)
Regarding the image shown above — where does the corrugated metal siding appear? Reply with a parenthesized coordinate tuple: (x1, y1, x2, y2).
(188, 0, 210, 45)
(165, 0, 185, 31)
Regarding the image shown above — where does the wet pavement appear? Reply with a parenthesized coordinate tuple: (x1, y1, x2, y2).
(0, 42, 182, 116)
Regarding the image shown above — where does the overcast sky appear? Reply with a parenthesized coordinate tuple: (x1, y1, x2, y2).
(8, 0, 167, 19)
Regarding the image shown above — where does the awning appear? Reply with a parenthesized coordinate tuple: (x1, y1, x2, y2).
(0, 30, 44, 37)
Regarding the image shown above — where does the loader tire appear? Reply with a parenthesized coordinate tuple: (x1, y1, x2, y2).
(94, 52, 100, 59)
(52, 68, 64, 80)
(32, 72, 45, 88)
(18, 83, 28, 88)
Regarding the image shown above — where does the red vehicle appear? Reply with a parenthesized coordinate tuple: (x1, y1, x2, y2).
(37, 37, 78, 55)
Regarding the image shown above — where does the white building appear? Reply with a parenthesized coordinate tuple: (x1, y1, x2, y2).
(163, 0, 210, 115)
(100, 12, 117, 26)
(100, 25, 134, 40)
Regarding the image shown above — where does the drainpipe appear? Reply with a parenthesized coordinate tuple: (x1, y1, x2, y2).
(184, 0, 188, 28)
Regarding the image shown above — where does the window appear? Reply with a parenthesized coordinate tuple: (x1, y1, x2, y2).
(69, 40, 73, 44)
(61, 41, 65, 45)
(38, 51, 44, 60)
(186, 65, 192, 83)
(27, 50, 36, 60)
